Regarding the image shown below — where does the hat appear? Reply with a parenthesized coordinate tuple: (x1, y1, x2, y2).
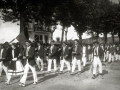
(12, 43, 17, 47)
(25, 40, 31, 43)
(3, 42, 9, 48)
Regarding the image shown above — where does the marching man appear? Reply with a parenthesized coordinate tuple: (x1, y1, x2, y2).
(71, 39, 82, 75)
(47, 41, 58, 73)
(36, 41, 44, 71)
(19, 40, 38, 87)
(92, 41, 103, 79)
(59, 42, 71, 73)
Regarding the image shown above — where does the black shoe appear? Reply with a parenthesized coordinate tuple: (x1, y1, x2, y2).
(92, 75, 96, 79)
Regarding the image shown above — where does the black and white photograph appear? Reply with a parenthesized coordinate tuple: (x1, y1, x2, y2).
(0, 0, 120, 90)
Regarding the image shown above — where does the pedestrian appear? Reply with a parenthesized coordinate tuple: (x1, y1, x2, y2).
(6, 43, 24, 85)
(92, 41, 103, 79)
(59, 42, 71, 73)
(71, 39, 82, 75)
(35, 41, 44, 71)
(19, 40, 38, 87)
(47, 41, 58, 73)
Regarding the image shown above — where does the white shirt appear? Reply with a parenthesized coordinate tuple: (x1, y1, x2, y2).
(12, 49, 14, 58)
(94, 46, 98, 55)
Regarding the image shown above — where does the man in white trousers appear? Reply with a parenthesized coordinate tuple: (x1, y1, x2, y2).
(47, 41, 58, 73)
(36, 41, 44, 71)
(59, 42, 71, 73)
(92, 41, 103, 79)
(71, 39, 82, 75)
(19, 40, 38, 87)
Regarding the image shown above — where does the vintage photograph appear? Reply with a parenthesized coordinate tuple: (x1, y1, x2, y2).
(0, 0, 120, 90)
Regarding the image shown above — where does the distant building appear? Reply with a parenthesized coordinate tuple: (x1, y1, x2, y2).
(27, 19, 52, 43)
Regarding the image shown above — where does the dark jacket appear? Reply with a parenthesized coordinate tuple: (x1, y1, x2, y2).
(24, 46, 36, 66)
(49, 45, 58, 59)
(93, 46, 104, 60)
(60, 46, 70, 60)
(72, 45, 82, 60)
(36, 46, 44, 59)
(0, 48, 10, 66)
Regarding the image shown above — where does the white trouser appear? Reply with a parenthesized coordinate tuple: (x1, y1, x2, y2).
(116, 54, 120, 61)
(0, 62, 3, 76)
(71, 57, 81, 73)
(20, 63, 38, 84)
(108, 53, 114, 62)
(88, 54, 92, 61)
(106, 51, 109, 61)
(36, 57, 44, 70)
(82, 55, 86, 67)
(93, 56, 102, 75)
(103, 52, 107, 62)
(47, 59, 57, 71)
(0, 62, 8, 79)
(60, 58, 70, 71)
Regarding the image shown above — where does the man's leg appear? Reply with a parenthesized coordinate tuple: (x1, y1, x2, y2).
(77, 60, 81, 72)
(40, 58, 44, 71)
(0, 62, 3, 76)
(29, 65, 38, 84)
(3, 65, 8, 81)
(92, 57, 98, 79)
(60, 59, 65, 72)
(71, 58, 76, 73)
(36, 58, 40, 69)
(20, 64, 29, 85)
(47, 59, 52, 72)
(53, 59, 57, 71)
(65, 60, 71, 71)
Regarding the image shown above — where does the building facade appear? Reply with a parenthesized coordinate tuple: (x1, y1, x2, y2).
(27, 19, 52, 43)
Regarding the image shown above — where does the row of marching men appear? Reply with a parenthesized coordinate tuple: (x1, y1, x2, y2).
(0, 39, 119, 87)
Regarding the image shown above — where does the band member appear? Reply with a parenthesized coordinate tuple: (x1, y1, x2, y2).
(47, 41, 58, 73)
(71, 39, 82, 74)
(82, 44, 87, 68)
(6, 43, 24, 85)
(92, 41, 103, 79)
(19, 40, 38, 87)
(36, 41, 44, 71)
(59, 42, 71, 73)
(0, 42, 10, 82)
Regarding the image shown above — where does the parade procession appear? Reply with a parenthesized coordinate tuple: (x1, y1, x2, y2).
(0, 37, 120, 87)
(1, 0, 120, 90)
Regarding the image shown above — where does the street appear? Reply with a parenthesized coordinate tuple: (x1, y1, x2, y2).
(0, 61, 120, 90)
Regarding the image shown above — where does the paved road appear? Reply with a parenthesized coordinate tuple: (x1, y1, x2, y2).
(0, 61, 120, 90)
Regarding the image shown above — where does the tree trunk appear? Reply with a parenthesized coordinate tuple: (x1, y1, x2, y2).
(118, 32, 120, 43)
(20, 10, 24, 33)
(112, 34, 114, 44)
(79, 34, 82, 45)
(61, 26, 65, 44)
(96, 32, 99, 42)
(65, 27, 68, 42)
(104, 32, 107, 44)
